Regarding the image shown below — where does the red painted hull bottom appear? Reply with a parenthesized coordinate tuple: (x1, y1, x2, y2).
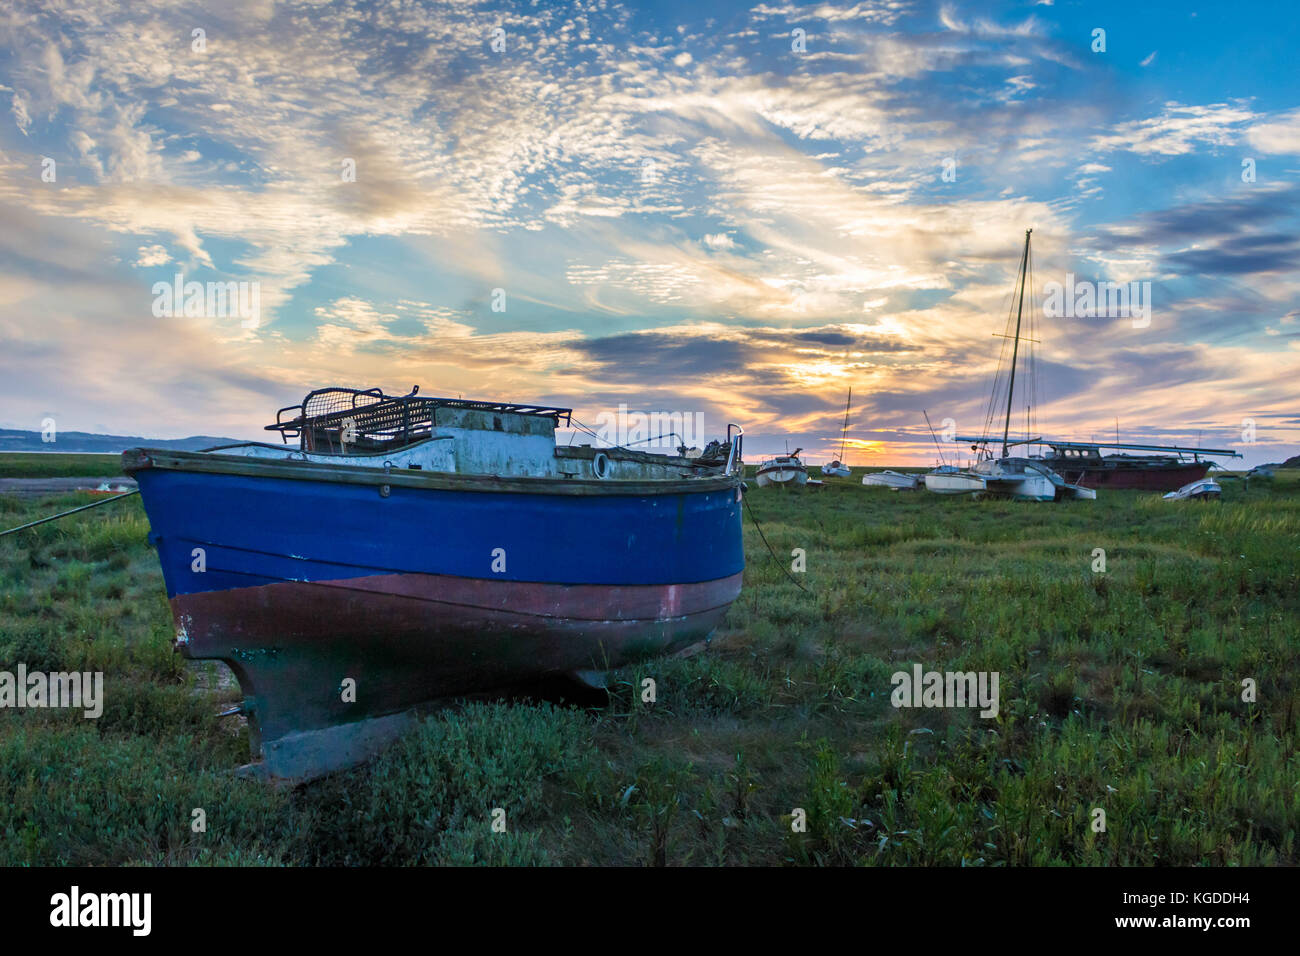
(174, 571, 742, 779)
(1049, 462, 1210, 491)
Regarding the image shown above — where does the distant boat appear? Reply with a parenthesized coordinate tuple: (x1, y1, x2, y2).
(125, 385, 746, 780)
(1016, 439, 1240, 492)
(927, 456, 1095, 501)
(756, 448, 809, 487)
(862, 470, 923, 490)
(941, 230, 1094, 503)
(821, 388, 853, 477)
(1163, 477, 1222, 501)
(923, 470, 987, 495)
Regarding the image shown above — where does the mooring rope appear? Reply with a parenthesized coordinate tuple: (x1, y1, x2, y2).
(0, 490, 139, 539)
(742, 490, 809, 593)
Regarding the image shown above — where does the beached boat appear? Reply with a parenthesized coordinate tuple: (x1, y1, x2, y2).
(821, 388, 853, 477)
(125, 386, 745, 780)
(756, 449, 809, 487)
(1163, 477, 1222, 501)
(922, 467, 984, 495)
(1022, 439, 1240, 492)
(862, 470, 923, 490)
(942, 230, 1094, 503)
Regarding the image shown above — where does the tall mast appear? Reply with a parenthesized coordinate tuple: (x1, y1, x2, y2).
(1001, 229, 1032, 457)
(838, 387, 851, 461)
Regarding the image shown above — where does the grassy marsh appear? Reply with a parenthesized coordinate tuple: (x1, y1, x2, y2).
(1, 467, 1296, 866)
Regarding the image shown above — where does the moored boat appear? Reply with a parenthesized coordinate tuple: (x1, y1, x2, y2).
(1029, 440, 1240, 492)
(756, 449, 809, 487)
(820, 388, 854, 477)
(125, 386, 745, 780)
(862, 470, 923, 490)
(1163, 477, 1222, 501)
(923, 469, 987, 495)
(941, 230, 1094, 504)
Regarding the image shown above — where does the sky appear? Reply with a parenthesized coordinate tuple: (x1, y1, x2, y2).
(0, 0, 1297, 467)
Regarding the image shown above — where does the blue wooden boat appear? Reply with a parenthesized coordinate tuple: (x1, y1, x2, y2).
(124, 387, 745, 780)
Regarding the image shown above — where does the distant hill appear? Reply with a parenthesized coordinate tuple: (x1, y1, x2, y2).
(0, 428, 249, 453)
(1282, 455, 1300, 469)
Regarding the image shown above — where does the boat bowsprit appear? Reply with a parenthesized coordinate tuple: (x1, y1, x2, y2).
(125, 386, 746, 780)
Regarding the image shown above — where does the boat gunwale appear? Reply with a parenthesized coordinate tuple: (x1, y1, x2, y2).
(123, 447, 742, 497)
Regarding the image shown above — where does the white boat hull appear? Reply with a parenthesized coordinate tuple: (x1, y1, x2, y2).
(821, 463, 851, 478)
(1163, 478, 1222, 500)
(862, 470, 922, 490)
(924, 472, 986, 495)
(925, 458, 1096, 501)
(756, 454, 809, 487)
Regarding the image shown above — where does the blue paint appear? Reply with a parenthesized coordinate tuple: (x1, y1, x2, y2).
(135, 469, 744, 597)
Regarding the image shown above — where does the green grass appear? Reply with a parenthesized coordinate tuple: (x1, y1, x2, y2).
(1, 471, 1297, 865)
(0, 453, 124, 479)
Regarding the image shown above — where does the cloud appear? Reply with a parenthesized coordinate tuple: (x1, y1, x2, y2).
(1246, 108, 1300, 155)
(134, 244, 170, 267)
(0, 0, 1294, 464)
(1092, 102, 1256, 157)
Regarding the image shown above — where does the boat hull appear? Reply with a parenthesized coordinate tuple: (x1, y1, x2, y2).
(755, 467, 808, 487)
(128, 451, 744, 778)
(923, 472, 986, 495)
(1163, 478, 1223, 501)
(862, 470, 921, 490)
(1047, 460, 1210, 491)
(982, 473, 1057, 501)
(175, 570, 740, 772)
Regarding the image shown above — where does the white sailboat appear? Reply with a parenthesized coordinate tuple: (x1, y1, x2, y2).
(863, 414, 964, 491)
(929, 230, 1094, 503)
(821, 388, 853, 477)
(756, 447, 809, 487)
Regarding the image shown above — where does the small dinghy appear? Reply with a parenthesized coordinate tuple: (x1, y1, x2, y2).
(1163, 477, 1222, 501)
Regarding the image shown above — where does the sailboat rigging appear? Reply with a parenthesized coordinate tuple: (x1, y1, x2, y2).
(821, 388, 853, 477)
(929, 229, 1095, 501)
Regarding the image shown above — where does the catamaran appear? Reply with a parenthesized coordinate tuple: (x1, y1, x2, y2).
(935, 230, 1094, 502)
